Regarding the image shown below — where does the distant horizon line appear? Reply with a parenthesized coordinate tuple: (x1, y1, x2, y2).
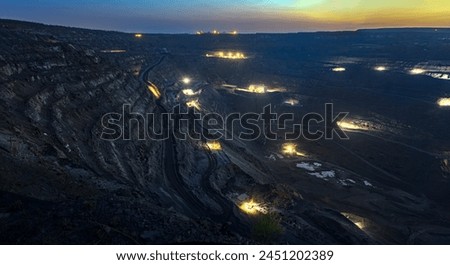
(2, 17, 450, 35)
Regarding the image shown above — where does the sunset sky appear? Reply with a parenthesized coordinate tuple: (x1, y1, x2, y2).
(0, 0, 449, 33)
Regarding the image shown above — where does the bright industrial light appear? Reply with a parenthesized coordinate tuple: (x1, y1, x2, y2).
(267, 88, 286, 93)
(332, 67, 346, 72)
(354, 222, 365, 229)
(374, 66, 387, 72)
(182, 89, 196, 96)
(182, 77, 191, 84)
(437, 98, 450, 107)
(205, 141, 222, 151)
(239, 200, 262, 215)
(282, 143, 297, 155)
(341, 212, 367, 230)
(410, 68, 426, 75)
(186, 100, 201, 110)
(147, 84, 161, 99)
(284, 99, 299, 106)
(100, 50, 127, 53)
(205, 51, 247, 60)
(430, 73, 450, 80)
(230, 30, 238, 35)
(337, 121, 367, 131)
(134, 33, 142, 38)
(235, 84, 284, 94)
(281, 143, 306, 157)
(248, 84, 266, 94)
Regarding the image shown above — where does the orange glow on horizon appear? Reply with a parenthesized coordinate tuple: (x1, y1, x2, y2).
(14, 2, 450, 35)
(259, 2, 450, 31)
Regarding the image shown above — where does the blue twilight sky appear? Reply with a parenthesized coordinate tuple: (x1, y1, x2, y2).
(0, 0, 449, 33)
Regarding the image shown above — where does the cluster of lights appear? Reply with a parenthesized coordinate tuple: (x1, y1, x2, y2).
(235, 84, 285, 94)
(181, 77, 199, 96)
(196, 30, 221, 35)
(329, 65, 450, 77)
(437, 98, 450, 107)
(205, 51, 247, 60)
(205, 141, 222, 151)
(134, 33, 142, 38)
(334, 66, 388, 73)
(196, 30, 238, 35)
(330, 65, 450, 79)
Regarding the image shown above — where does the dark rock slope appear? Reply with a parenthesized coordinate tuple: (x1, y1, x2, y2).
(0, 20, 245, 244)
(0, 19, 376, 244)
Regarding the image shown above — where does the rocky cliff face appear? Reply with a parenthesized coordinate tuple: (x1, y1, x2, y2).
(0, 20, 249, 244)
(0, 20, 380, 245)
